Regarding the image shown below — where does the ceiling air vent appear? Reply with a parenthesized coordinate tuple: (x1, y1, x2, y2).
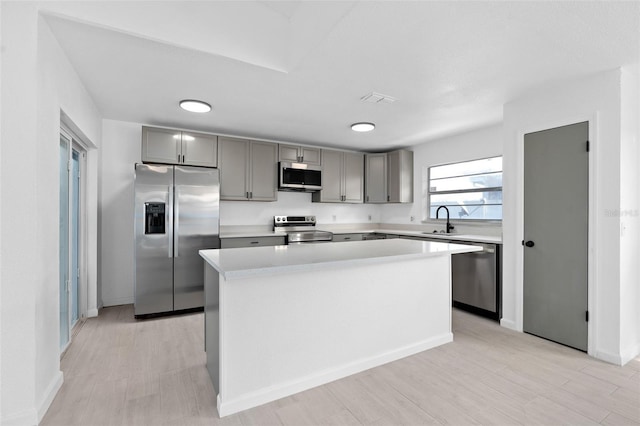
(360, 92, 397, 104)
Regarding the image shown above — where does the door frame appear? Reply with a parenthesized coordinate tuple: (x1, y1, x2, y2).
(514, 113, 598, 356)
(60, 125, 89, 349)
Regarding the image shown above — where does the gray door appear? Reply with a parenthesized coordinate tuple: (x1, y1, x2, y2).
(174, 166, 220, 311)
(523, 121, 589, 351)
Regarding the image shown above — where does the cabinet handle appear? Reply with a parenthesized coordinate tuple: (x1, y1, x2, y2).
(246, 191, 249, 199)
(249, 191, 253, 199)
(182, 154, 185, 163)
(250, 241, 259, 245)
(344, 237, 351, 240)
(178, 154, 181, 162)
(387, 195, 390, 202)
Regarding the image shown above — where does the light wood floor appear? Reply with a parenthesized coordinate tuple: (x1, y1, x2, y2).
(42, 305, 640, 426)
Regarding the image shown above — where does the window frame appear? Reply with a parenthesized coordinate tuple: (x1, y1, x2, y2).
(425, 155, 503, 223)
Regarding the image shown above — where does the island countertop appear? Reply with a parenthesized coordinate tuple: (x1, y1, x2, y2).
(200, 238, 481, 280)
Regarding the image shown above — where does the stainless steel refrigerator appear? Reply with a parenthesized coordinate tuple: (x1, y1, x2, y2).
(134, 164, 220, 318)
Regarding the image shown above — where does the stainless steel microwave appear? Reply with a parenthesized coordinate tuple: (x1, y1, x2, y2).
(279, 162, 322, 192)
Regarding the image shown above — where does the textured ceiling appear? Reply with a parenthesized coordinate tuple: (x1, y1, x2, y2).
(42, 1, 640, 151)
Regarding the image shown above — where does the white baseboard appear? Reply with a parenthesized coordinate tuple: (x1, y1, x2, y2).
(37, 371, 64, 423)
(500, 318, 518, 331)
(102, 296, 133, 307)
(1, 372, 63, 426)
(594, 349, 624, 366)
(87, 308, 99, 318)
(621, 341, 640, 366)
(217, 333, 453, 417)
(1, 408, 37, 426)
(594, 341, 640, 366)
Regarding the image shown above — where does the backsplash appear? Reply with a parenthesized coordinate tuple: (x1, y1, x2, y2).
(220, 191, 380, 226)
(220, 191, 501, 237)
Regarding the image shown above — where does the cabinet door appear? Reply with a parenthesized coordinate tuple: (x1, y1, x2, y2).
(249, 141, 278, 201)
(278, 144, 300, 163)
(314, 150, 343, 202)
(387, 150, 413, 203)
(332, 233, 364, 242)
(182, 132, 217, 167)
(221, 236, 285, 248)
(218, 137, 249, 200)
(141, 127, 180, 164)
(300, 146, 321, 166)
(365, 153, 387, 203)
(343, 152, 364, 203)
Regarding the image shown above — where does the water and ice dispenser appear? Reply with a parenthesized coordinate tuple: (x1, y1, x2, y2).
(144, 202, 166, 234)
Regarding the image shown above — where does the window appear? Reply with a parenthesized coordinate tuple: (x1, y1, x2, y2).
(425, 156, 502, 221)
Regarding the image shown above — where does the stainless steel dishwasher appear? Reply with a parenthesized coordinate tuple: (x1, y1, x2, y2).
(451, 242, 501, 321)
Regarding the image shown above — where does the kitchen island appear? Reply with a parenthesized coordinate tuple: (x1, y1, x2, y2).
(199, 239, 481, 417)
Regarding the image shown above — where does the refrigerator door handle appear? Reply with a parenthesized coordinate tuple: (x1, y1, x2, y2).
(167, 185, 174, 258)
(174, 187, 180, 258)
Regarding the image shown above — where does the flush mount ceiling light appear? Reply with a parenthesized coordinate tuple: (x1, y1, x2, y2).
(179, 99, 212, 113)
(351, 122, 375, 132)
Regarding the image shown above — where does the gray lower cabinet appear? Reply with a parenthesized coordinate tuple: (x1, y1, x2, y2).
(218, 137, 277, 201)
(331, 233, 364, 242)
(365, 149, 413, 203)
(312, 150, 364, 203)
(279, 144, 321, 166)
(142, 126, 217, 167)
(220, 236, 286, 248)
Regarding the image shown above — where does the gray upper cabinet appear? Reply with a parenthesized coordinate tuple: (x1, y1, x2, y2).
(142, 126, 217, 167)
(365, 153, 388, 203)
(343, 152, 365, 203)
(387, 149, 413, 203)
(365, 149, 413, 203)
(278, 144, 321, 166)
(249, 141, 278, 201)
(313, 149, 363, 203)
(218, 137, 277, 201)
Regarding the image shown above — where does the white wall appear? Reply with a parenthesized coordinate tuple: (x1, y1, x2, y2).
(619, 64, 640, 363)
(99, 120, 142, 307)
(1, 3, 102, 424)
(502, 67, 639, 365)
(380, 124, 503, 236)
(221, 192, 379, 227)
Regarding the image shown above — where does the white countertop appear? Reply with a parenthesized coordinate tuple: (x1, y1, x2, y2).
(374, 229, 502, 244)
(219, 227, 501, 244)
(200, 239, 482, 280)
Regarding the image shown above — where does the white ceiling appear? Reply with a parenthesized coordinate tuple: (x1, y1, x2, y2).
(42, 1, 639, 151)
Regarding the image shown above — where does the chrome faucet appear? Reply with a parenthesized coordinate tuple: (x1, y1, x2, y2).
(436, 206, 455, 233)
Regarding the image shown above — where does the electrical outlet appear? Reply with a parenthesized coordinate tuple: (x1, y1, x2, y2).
(368, 215, 372, 221)
(332, 215, 337, 222)
(410, 216, 415, 222)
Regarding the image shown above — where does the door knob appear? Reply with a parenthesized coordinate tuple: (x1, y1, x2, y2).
(525, 240, 535, 247)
